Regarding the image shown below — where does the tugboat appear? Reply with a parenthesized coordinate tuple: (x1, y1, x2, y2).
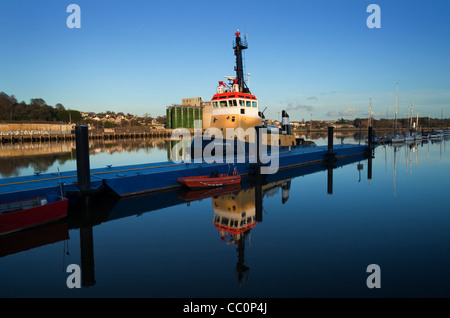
(188, 30, 315, 160)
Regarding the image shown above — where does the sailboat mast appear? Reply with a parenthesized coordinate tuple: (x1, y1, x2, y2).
(395, 83, 398, 134)
(416, 112, 419, 130)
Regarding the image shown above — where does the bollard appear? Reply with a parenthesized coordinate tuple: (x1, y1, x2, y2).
(75, 125, 91, 192)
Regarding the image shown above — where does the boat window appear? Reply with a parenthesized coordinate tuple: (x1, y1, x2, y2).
(220, 101, 227, 107)
(246, 101, 251, 107)
(221, 217, 229, 226)
(231, 116, 235, 122)
(213, 101, 218, 108)
(231, 99, 237, 106)
(239, 99, 244, 107)
(252, 101, 257, 107)
(241, 109, 245, 114)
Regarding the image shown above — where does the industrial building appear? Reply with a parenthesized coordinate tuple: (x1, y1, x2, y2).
(166, 97, 212, 129)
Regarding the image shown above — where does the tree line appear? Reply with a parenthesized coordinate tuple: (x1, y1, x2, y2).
(352, 117, 450, 129)
(0, 92, 81, 123)
(0, 92, 166, 127)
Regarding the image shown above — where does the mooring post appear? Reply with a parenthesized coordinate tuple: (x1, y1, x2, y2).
(325, 125, 336, 164)
(75, 125, 91, 192)
(368, 152, 373, 180)
(326, 125, 335, 192)
(255, 181, 263, 222)
(255, 125, 262, 167)
(368, 126, 373, 147)
(80, 225, 96, 287)
(327, 165, 333, 195)
(328, 125, 334, 154)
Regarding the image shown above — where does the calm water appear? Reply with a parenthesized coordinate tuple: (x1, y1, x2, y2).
(1, 134, 449, 298)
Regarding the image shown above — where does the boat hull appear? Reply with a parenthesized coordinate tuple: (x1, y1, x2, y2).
(178, 174, 241, 189)
(0, 197, 68, 236)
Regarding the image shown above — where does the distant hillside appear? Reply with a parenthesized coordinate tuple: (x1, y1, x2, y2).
(0, 92, 81, 123)
(0, 92, 165, 128)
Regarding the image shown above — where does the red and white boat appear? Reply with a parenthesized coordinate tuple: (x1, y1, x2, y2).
(0, 193, 68, 236)
(178, 169, 241, 189)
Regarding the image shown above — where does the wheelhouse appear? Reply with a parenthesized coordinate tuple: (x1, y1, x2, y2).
(211, 92, 258, 109)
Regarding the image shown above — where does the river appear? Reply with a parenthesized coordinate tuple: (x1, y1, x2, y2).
(1, 134, 449, 298)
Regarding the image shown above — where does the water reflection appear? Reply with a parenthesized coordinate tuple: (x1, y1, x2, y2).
(0, 139, 169, 177)
(383, 136, 449, 200)
(1, 136, 449, 296)
(0, 221, 69, 258)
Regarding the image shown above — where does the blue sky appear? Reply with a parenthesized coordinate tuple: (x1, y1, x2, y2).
(1, 0, 449, 121)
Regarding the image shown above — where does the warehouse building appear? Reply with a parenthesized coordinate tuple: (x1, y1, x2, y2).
(166, 97, 212, 129)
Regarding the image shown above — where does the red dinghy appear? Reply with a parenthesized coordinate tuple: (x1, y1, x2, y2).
(178, 169, 241, 189)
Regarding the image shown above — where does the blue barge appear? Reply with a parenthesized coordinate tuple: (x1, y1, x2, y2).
(0, 142, 368, 204)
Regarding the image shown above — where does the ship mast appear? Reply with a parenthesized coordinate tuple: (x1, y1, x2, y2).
(233, 30, 250, 94)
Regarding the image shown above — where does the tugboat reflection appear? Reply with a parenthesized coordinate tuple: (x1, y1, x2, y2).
(176, 153, 370, 285)
(211, 186, 256, 286)
(208, 180, 292, 285)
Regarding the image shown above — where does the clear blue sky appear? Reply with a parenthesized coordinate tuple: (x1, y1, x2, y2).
(1, 0, 449, 121)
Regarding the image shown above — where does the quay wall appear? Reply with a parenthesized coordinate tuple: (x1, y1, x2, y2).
(0, 123, 176, 144)
(0, 123, 72, 135)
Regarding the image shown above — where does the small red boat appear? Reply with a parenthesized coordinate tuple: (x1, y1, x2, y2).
(178, 169, 241, 189)
(0, 193, 68, 236)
